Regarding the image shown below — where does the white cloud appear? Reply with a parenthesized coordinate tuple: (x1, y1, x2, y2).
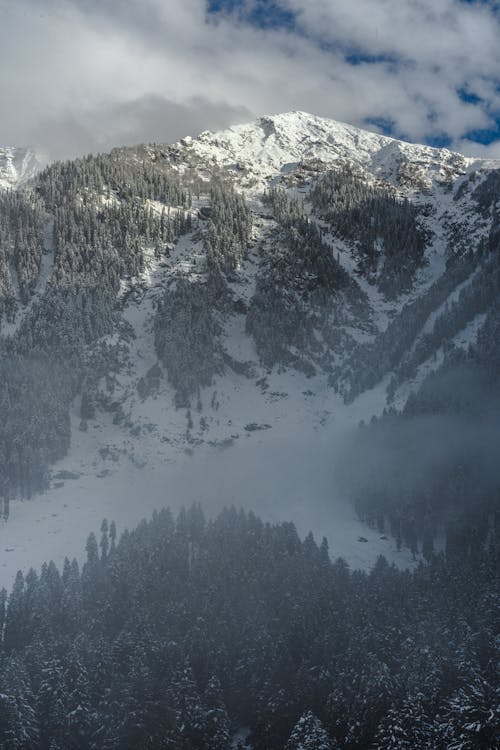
(454, 138, 500, 159)
(0, 0, 499, 158)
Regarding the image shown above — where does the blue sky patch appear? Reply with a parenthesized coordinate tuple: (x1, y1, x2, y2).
(207, 0, 295, 29)
(464, 121, 500, 145)
(457, 88, 482, 106)
(363, 117, 396, 137)
(345, 52, 401, 68)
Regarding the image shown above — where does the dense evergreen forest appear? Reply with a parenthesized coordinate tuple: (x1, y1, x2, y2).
(0, 506, 498, 749)
(247, 187, 368, 372)
(0, 150, 191, 505)
(310, 164, 428, 295)
(154, 180, 253, 403)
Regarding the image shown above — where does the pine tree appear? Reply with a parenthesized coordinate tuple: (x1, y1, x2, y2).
(203, 675, 231, 750)
(285, 711, 335, 750)
(0, 656, 39, 750)
(374, 693, 433, 750)
(437, 672, 500, 750)
(36, 659, 68, 749)
(100, 519, 109, 560)
(3, 571, 26, 651)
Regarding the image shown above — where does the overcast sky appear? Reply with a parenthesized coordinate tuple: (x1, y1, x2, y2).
(1, 0, 500, 159)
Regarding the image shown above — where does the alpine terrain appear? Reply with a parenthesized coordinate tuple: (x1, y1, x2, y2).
(0, 111, 499, 575)
(0, 112, 498, 749)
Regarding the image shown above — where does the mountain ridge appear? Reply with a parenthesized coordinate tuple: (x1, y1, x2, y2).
(3, 110, 499, 193)
(0, 110, 499, 583)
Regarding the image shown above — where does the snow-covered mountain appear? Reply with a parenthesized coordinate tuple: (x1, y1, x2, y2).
(185, 110, 476, 190)
(0, 145, 46, 190)
(1, 111, 499, 583)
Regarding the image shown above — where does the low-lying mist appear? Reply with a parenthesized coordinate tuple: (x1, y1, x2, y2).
(0, 397, 413, 590)
(335, 362, 500, 538)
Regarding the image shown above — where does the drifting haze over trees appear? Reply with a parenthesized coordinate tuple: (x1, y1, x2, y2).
(338, 297, 500, 558)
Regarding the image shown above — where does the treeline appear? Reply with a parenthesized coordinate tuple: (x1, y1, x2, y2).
(154, 277, 223, 405)
(246, 188, 367, 372)
(0, 507, 498, 749)
(0, 352, 71, 507)
(468, 167, 500, 219)
(0, 283, 129, 505)
(51, 200, 190, 291)
(32, 147, 194, 300)
(34, 148, 192, 210)
(309, 165, 428, 295)
(203, 180, 253, 277)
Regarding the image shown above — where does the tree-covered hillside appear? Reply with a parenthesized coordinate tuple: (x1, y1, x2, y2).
(0, 148, 203, 504)
(0, 507, 498, 749)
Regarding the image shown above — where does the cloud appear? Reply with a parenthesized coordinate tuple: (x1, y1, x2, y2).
(0, 0, 499, 158)
(282, 0, 500, 139)
(31, 96, 251, 160)
(454, 137, 500, 159)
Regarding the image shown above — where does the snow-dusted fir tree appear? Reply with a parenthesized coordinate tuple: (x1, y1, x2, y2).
(285, 711, 336, 750)
(374, 693, 433, 750)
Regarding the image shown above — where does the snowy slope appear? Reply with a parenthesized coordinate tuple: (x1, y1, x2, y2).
(1, 112, 498, 587)
(0, 146, 46, 190)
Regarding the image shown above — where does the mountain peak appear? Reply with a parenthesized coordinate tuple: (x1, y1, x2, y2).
(185, 110, 478, 193)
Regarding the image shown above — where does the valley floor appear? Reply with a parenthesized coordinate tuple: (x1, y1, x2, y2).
(0, 371, 416, 590)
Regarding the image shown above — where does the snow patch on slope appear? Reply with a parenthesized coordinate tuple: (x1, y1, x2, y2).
(0, 147, 46, 190)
